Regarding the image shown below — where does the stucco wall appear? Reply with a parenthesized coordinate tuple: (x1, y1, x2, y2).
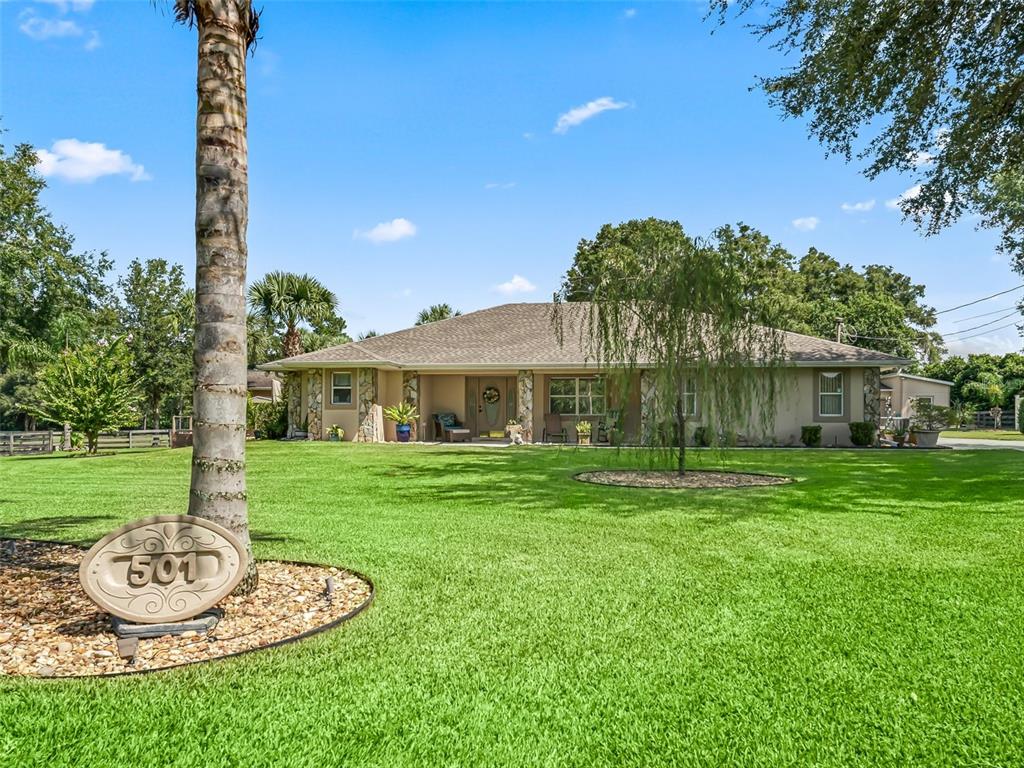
(881, 375, 951, 419)
(420, 375, 466, 441)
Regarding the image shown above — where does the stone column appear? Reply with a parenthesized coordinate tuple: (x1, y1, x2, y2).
(516, 370, 534, 443)
(306, 370, 323, 440)
(862, 367, 881, 427)
(402, 371, 420, 440)
(285, 371, 302, 438)
(640, 369, 658, 443)
(356, 368, 379, 442)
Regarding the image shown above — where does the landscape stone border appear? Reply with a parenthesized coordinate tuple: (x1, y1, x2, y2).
(573, 469, 795, 490)
(2, 539, 375, 680)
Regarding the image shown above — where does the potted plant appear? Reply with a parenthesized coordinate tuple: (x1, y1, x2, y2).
(327, 424, 345, 442)
(576, 420, 592, 445)
(889, 423, 908, 447)
(910, 402, 952, 448)
(383, 402, 419, 443)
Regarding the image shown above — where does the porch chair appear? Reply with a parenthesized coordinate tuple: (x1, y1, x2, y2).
(542, 413, 568, 443)
(433, 412, 470, 443)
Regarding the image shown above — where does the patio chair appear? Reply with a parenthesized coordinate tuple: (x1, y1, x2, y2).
(542, 413, 568, 443)
(433, 412, 470, 443)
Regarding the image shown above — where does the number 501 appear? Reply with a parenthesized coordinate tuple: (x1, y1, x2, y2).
(128, 552, 198, 586)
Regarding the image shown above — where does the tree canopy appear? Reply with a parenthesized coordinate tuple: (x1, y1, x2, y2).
(718, 0, 1024, 267)
(563, 219, 941, 362)
(248, 271, 343, 360)
(415, 304, 462, 325)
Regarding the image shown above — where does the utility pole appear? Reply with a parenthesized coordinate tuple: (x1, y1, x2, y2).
(835, 317, 845, 343)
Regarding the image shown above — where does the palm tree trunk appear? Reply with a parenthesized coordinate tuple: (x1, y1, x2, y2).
(282, 325, 302, 359)
(188, 0, 257, 593)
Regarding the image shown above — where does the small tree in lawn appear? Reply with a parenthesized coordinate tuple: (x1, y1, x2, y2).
(554, 219, 788, 475)
(24, 337, 140, 453)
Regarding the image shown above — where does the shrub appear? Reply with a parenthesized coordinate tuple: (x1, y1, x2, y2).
(692, 426, 713, 447)
(801, 425, 822, 447)
(247, 396, 287, 439)
(849, 421, 875, 447)
(1019, 399, 1024, 434)
(911, 402, 952, 431)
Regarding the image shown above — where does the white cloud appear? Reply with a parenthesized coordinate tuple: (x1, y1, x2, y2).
(909, 150, 933, 168)
(35, 139, 150, 183)
(35, 0, 95, 11)
(84, 30, 100, 50)
(624, 8, 637, 18)
(946, 332, 1022, 357)
(792, 216, 819, 232)
(495, 274, 537, 295)
(19, 15, 82, 40)
(554, 97, 629, 134)
(354, 218, 417, 243)
(484, 181, 516, 190)
(522, 132, 535, 140)
(885, 185, 921, 210)
(840, 199, 875, 213)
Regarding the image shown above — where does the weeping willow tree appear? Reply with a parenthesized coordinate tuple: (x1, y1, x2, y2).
(554, 219, 789, 475)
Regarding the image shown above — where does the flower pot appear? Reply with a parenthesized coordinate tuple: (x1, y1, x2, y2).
(328, 434, 340, 442)
(577, 434, 591, 445)
(913, 429, 940, 448)
(396, 424, 412, 443)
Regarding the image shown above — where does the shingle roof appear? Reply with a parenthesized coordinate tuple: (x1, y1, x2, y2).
(260, 303, 910, 370)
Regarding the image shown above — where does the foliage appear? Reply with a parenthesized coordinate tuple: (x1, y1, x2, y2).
(961, 372, 1005, 410)
(921, 353, 1024, 410)
(248, 271, 341, 359)
(327, 424, 345, 440)
(718, 0, 1024, 265)
(415, 304, 462, 325)
(383, 402, 419, 426)
(912, 403, 953, 432)
(358, 330, 379, 340)
(22, 336, 140, 453)
(246, 394, 287, 439)
(575, 420, 592, 436)
(555, 219, 788, 474)
(949, 401, 974, 430)
(692, 425, 713, 447)
(0, 139, 117, 429)
(800, 425, 822, 448)
(848, 421, 876, 447)
(562, 220, 941, 363)
(118, 259, 194, 428)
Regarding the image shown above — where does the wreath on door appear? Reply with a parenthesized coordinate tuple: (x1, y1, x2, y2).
(482, 386, 501, 404)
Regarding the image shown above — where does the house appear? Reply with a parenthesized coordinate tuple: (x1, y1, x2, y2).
(879, 371, 952, 422)
(259, 303, 908, 446)
(247, 370, 282, 403)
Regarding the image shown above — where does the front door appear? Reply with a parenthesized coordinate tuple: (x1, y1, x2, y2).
(477, 378, 505, 435)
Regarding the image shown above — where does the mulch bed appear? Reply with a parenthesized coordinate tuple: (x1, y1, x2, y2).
(575, 469, 792, 489)
(0, 540, 373, 678)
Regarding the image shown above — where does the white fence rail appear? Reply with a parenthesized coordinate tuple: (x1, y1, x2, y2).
(96, 430, 172, 450)
(0, 431, 55, 455)
(0, 429, 173, 455)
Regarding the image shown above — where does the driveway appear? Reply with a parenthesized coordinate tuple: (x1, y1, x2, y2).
(938, 436, 1024, 451)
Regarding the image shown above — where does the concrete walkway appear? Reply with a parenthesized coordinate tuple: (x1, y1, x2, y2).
(938, 435, 1024, 451)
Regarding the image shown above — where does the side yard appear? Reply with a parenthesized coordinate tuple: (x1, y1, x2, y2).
(1, 444, 1022, 767)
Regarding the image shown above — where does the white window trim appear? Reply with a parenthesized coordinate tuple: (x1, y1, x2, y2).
(549, 377, 605, 417)
(330, 371, 353, 406)
(818, 372, 844, 417)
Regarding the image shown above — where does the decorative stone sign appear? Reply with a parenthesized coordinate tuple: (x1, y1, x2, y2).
(79, 515, 248, 624)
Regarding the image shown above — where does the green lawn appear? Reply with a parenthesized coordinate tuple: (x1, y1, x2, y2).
(2, 443, 1023, 767)
(940, 429, 1024, 441)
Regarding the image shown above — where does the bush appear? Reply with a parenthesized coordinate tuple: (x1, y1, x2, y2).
(849, 421, 875, 447)
(1018, 399, 1024, 434)
(247, 396, 288, 439)
(692, 426, 713, 447)
(801, 425, 822, 447)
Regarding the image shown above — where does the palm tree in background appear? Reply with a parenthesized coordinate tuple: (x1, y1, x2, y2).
(175, 0, 260, 593)
(415, 303, 462, 326)
(248, 271, 338, 358)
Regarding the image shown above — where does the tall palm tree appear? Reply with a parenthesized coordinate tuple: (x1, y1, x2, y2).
(175, 0, 260, 593)
(415, 303, 462, 326)
(248, 271, 338, 358)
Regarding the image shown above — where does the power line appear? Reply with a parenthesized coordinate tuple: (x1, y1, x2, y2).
(942, 310, 1020, 337)
(935, 284, 1024, 315)
(951, 320, 1022, 342)
(953, 304, 1020, 323)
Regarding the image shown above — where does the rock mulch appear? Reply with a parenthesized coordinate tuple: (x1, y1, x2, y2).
(0, 540, 373, 678)
(575, 469, 792, 489)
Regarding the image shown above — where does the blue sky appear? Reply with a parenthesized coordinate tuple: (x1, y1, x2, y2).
(3, 0, 1021, 355)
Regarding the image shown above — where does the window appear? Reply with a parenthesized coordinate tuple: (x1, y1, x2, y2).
(331, 372, 353, 405)
(818, 372, 843, 417)
(549, 377, 605, 416)
(682, 377, 697, 416)
(912, 395, 934, 407)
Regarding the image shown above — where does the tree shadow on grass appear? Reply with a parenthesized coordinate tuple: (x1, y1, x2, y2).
(0, 514, 118, 545)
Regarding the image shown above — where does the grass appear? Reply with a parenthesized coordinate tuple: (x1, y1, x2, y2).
(940, 429, 1024, 441)
(1, 443, 1022, 767)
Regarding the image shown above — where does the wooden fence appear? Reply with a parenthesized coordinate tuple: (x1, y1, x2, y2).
(0, 429, 174, 455)
(0, 431, 55, 456)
